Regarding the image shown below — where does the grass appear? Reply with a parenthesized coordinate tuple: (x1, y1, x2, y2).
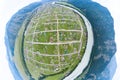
(23, 2, 88, 80)
(14, 19, 30, 80)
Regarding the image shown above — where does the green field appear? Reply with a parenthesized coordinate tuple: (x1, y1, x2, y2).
(14, 2, 88, 80)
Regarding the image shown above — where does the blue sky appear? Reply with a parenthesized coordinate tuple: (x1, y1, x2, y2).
(92, 1, 120, 79)
(0, 0, 120, 80)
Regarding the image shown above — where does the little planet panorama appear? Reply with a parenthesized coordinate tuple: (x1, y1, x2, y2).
(5, 0, 116, 80)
